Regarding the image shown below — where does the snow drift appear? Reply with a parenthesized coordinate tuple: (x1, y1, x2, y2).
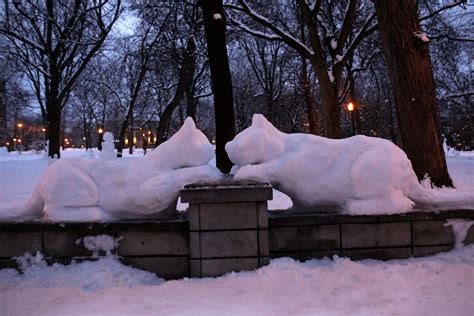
(1, 118, 222, 222)
(226, 114, 474, 214)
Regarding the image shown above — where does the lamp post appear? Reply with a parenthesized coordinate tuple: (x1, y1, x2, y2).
(98, 126, 104, 151)
(41, 127, 47, 151)
(347, 102, 356, 136)
(16, 123, 23, 151)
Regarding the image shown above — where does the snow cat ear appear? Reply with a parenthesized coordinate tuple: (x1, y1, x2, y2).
(251, 114, 269, 127)
(181, 117, 197, 134)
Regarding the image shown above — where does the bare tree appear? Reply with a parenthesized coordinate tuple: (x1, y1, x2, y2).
(1, 0, 121, 158)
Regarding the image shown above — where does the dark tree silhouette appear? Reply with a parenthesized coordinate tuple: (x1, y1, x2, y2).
(374, 0, 453, 187)
(198, 0, 236, 174)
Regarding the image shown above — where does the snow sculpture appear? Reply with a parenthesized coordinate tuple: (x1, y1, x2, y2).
(10, 118, 221, 221)
(98, 132, 116, 160)
(226, 114, 473, 214)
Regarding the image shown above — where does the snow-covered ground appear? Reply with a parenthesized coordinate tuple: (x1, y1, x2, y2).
(1, 246, 473, 315)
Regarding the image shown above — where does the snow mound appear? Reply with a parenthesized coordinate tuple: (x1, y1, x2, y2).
(1, 118, 221, 222)
(0, 146, 9, 156)
(226, 114, 474, 214)
(2, 254, 163, 293)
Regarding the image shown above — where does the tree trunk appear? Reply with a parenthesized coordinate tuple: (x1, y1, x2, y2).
(374, 0, 452, 187)
(348, 71, 362, 134)
(116, 120, 128, 158)
(301, 58, 319, 135)
(199, 0, 236, 174)
(156, 37, 197, 145)
(297, 0, 341, 139)
(0, 79, 6, 144)
(46, 100, 61, 158)
(98, 125, 104, 151)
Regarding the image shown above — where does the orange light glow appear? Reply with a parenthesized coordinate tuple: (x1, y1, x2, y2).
(17, 123, 23, 128)
(98, 128, 104, 134)
(347, 102, 354, 112)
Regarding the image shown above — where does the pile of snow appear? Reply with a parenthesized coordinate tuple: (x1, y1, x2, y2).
(98, 132, 116, 160)
(0, 118, 222, 222)
(226, 114, 474, 214)
(0, 146, 9, 157)
(444, 219, 474, 249)
(1, 246, 473, 315)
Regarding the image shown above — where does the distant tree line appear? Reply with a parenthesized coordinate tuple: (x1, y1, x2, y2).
(0, 0, 472, 185)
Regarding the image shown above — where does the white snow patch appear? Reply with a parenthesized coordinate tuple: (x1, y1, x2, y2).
(414, 31, 430, 43)
(78, 235, 122, 257)
(213, 13, 222, 20)
(15, 252, 47, 271)
(444, 219, 474, 249)
(0, 146, 9, 156)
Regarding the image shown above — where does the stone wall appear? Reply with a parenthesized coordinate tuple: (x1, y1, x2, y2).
(269, 209, 474, 261)
(0, 220, 189, 280)
(1, 209, 473, 280)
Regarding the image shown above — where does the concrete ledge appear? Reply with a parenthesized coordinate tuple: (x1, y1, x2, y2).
(0, 232, 42, 258)
(341, 247, 413, 260)
(270, 225, 339, 252)
(269, 209, 474, 225)
(341, 222, 411, 248)
(120, 257, 189, 280)
(269, 210, 473, 261)
(181, 181, 272, 204)
(201, 258, 259, 277)
(118, 230, 189, 256)
(413, 221, 454, 246)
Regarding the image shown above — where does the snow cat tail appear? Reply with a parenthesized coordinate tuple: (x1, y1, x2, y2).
(408, 181, 474, 211)
(0, 190, 44, 222)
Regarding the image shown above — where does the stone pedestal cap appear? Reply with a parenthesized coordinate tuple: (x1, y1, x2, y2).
(181, 178, 273, 204)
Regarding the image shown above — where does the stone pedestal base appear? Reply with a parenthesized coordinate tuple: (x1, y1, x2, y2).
(181, 181, 272, 277)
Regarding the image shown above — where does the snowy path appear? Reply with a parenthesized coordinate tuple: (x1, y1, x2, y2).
(1, 246, 473, 315)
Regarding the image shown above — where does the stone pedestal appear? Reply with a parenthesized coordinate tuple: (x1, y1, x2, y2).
(181, 180, 272, 278)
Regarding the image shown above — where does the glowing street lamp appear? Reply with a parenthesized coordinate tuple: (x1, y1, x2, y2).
(98, 127, 104, 134)
(347, 102, 354, 112)
(17, 123, 23, 128)
(347, 102, 356, 136)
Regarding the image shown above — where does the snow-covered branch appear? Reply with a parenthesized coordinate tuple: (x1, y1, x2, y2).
(228, 15, 282, 41)
(420, 0, 467, 21)
(233, 0, 314, 58)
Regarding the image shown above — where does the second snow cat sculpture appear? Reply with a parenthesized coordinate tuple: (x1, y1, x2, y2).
(226, 114, 473, 214)
(9, 118, 221, 222)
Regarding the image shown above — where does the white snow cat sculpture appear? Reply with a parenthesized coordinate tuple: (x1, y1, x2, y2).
(226, 114, 474, 214)
(6, 118, 221, 222)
